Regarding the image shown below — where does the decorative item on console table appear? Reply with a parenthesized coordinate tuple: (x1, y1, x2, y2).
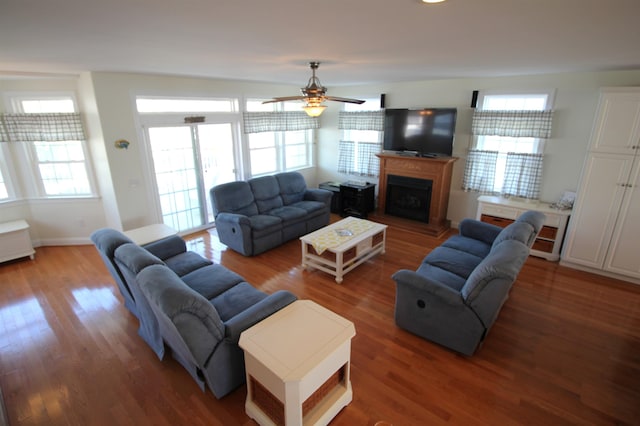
(476, 195, 571, 261)
(376, 153, 457, 237)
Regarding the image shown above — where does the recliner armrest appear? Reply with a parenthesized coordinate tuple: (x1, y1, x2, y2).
(215, 212, 251, 226)
(392, 269, 464, 307)
(143, 235, 187, 259)
(224, 290, 297, 342)
(304, 188, 333, 207)
(458, 219, 503, 245)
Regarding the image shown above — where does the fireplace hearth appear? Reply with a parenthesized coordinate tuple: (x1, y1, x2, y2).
(385, 175, 432, 223)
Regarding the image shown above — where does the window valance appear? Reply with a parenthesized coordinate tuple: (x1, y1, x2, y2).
(338, 110, 384, 131)
(243, 111, 319, 134)
(471, 110, 554, 138)
(0, 113, 86, 142)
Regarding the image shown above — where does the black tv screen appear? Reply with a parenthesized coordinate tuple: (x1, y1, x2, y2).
(383, 108, 457, 157)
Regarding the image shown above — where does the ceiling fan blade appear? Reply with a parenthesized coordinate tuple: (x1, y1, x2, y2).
(325, 96, 366, 104)
(262, 96, 306, 104)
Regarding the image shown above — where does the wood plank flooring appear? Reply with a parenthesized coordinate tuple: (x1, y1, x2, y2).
(1, 215, 639, 425)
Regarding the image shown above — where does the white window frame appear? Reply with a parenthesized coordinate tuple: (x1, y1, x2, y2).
(4, 92, 97, 198)
(244, 99, 314, 177)
(473, 90, 555, 193)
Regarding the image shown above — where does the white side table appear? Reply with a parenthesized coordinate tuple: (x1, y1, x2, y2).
(0, 220, 35, 263)
(476, 195, 572, 261)
(124, 224, 177, 246)
(239, 300, 356, 426)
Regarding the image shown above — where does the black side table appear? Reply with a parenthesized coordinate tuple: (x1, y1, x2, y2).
(339, 182, 376, 218)
(319, 182, 342, 214)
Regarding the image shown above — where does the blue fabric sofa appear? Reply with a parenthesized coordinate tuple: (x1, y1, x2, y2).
(392, 211, 545, 356)
(209, 171, 332, 256)
(91, 228, 297, 398)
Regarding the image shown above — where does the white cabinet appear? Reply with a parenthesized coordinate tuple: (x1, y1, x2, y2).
(561, 88, 640, 283)
(476, 195, 571, 261)
(0, 220, 35, 263)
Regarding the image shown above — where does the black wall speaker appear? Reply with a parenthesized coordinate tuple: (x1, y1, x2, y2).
(380, 93, 386, 109)
(470, 90, 479, 108)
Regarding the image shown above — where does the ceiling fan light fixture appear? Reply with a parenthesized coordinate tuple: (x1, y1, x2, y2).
(422, 0, 446, 3)
(303, 103, 326, 117)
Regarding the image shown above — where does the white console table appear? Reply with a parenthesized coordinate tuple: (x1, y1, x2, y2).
(0, 220, 35, 263)
(476, 196, 571, 261)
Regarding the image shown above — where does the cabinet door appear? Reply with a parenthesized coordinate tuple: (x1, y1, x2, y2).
(589, 90, 640, 154)
(562, 153, 633, 269)
(604, 158, 640, 278)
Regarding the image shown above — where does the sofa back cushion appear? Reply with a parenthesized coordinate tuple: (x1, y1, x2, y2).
(210, 181, 258, 217)
(276, 172, 307, 205)
(114, 243, 165, 275)
(462, 239, 529, 303)
(516, 210, 546, 246)
(491, 221, 535, 249)
(249, 175, 284, 213)
(138, 264, 225, 365)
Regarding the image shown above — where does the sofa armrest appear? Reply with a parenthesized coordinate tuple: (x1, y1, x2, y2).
(304, 188, 333, 207)
(392, 269, 463, 306)
(143, 235, 187, 259)
(215, 212, 251, 226)
(224, 290, 297, 342)
(458, 219, 503, 245)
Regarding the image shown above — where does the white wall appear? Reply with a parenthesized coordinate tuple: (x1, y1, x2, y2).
(318, 70, 640, 225)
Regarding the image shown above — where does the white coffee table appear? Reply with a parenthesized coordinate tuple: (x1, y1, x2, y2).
(300, 217, 387, 283)
(239, 300, 356, 426)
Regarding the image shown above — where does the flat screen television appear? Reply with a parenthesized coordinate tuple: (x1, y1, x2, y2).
(383, 108, 457, 157)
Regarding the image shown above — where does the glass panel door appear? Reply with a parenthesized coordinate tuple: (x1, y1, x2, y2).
(147, 122, 237, 232)
(197, 123, 237, 222)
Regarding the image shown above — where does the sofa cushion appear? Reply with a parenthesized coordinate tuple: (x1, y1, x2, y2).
(415, 263, 467, 291)
(423, 246, 484, 279)
(164, 252, 213, 277)
(462, 239, 529, 302)
(250, 176, 284, 213)
(248, 214, 282, 238)
(441, 235, 492, 259)
(276, 172, 307, 205)
(290, 200, 327, 215)
(210, 181, 259, 217)
(266, 205, 308, 223)
(181, 264, 245, 299)
(211, 282, 268, 321)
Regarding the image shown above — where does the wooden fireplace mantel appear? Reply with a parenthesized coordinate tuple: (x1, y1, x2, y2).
(376, 153, 458, 237)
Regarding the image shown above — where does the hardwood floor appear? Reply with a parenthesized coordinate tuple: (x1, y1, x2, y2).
(1, 216, 639, 425)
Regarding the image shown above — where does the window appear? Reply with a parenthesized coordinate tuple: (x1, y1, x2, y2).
(0, 169, 8, 200)
(1, 94, 95, 197)
(338, 99, 384, 177)
(244, 100, 316, 176)
(463, 91, 554, 199)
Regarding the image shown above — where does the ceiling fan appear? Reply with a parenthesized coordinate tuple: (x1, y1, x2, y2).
(263, 62, 365, 117)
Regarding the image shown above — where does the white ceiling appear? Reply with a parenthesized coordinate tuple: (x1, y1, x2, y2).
(1, 0, 640, 87)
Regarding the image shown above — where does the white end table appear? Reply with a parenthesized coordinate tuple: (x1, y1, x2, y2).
(123, 223, 177, 246)
(239, 300, 356, 426)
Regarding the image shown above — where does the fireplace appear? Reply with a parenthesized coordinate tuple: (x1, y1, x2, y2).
(385, 175, 433, 223)
(376, 154, 457, 237)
